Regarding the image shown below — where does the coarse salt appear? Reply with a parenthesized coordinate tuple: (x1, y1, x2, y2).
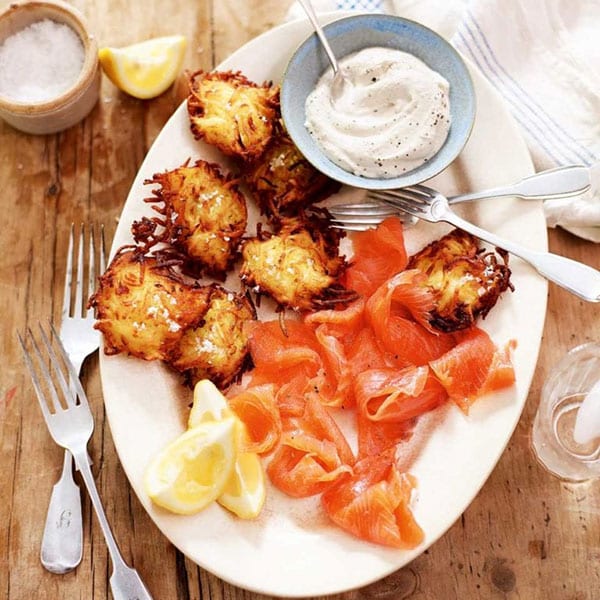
(0, 19, 84, 103)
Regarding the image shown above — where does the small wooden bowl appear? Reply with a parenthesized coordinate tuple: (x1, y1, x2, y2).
(0, 0, 100, 134)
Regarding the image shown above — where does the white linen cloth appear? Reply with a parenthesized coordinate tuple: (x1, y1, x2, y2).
(285, 0, 600, 240)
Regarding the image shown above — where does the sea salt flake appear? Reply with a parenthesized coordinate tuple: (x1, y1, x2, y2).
(0, 19, 84, 103)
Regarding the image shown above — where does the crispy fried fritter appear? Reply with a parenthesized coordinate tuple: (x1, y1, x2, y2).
(239, 216, 356, 311)
(244, 130, 340, 217)
(169, 286, 255, 388)
(407, 229, 512, 332)
(187, 70, 279, 160)
(90, 250, 212, 361)
(142, 159, 247, 276)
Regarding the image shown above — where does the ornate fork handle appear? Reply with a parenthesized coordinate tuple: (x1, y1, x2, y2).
(40, 450, 84, 574)
(437, 199, 600, 302)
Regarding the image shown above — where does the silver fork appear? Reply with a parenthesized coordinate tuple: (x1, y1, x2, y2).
(18, 324, 153, 600)
(328, 165, 591, 230)
(370, 184, 600, 302)
(40, 224, 106, 574)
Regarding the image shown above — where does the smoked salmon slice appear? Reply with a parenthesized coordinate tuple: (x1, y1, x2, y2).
(247, 319, 322, 378)
(356, 413, 415, 459)
(305, 297, 365, 338)
(228, 384, 282, 454)
(267, 396, 355, 497)
(275, 373, 312, 418)
(355, 365, 447, 423)
(365, 270, 456, 367)
(346, 326, 390, 374)
(322, 448, 424, 548)
(344, 217, 408, 298)
(480, 339, 517, 396)
(267, 436, 353, 497)
(311, 323, 353, 408)
(429, 327, 515, 412)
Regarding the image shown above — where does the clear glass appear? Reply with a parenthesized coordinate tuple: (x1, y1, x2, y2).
(531, 342, 600, 481)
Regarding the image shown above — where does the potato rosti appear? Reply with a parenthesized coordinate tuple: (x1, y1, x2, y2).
(89, 249, 212, 361)
(169, 286, 255, 388)
(407, 229, 512, 332)
(240, 215, 357, 311)
(244, 130, 340, 218)
(187, 70, 279, 160)
(142, 159, 247, 276)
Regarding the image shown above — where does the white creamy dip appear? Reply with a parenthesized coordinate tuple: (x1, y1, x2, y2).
(304, 47, 451, 179)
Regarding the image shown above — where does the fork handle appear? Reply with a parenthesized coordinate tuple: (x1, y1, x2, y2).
(71, 449, 154, 600)
(40, 450, 83, 574)
(443, 210, 600, 302)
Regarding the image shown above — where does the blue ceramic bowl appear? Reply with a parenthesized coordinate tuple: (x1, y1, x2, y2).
(280, 14, 476, 190)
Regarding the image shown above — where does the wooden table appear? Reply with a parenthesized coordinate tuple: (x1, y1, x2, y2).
(1, 1, 598, 598)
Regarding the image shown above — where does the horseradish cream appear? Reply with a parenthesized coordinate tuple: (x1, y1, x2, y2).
(304, 47, 451, 179)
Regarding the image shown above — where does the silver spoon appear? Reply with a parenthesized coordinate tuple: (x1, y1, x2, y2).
(329, 165, 592, 230)
(297, 0, 348, 100)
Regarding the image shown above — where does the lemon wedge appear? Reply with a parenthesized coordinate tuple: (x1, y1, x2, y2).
(218, 421, 266, 519)
(188, 379, 232, 427)
(144, 417, 236, 515)
(98, 35, 187, 99)
(189, 379, 266, 519)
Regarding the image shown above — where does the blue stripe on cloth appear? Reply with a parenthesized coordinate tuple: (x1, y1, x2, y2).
(454, 30, 567, 165)
(335, 0, 383, 10)
(465, 12, 596, 165)
(454, 14, 595, 166)
(465, 12, 597, 165)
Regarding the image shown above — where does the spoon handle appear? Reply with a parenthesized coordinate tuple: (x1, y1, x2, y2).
(449, 165, 591, 203)
(298, 0, 340, 74)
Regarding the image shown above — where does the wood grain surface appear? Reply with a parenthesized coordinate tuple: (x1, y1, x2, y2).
(1, 1, 598, 599)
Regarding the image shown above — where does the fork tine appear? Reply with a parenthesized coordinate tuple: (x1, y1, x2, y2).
(48, 322, 89, 409)
(84, 224, 106, 319)
(85, 226, 96, 319)
(17, 331, 57, 421)
(99, 224, 106, 273)
(329, 223, 375, 232)
(74, 225, 85, 319)
(329, 202, 398, 216)
(37, 324, 77, 409)
(88, 227, 95, 301)
(372, 185, 435, 201)
(410, 184, 437, 197)
(376, 187, 435, 214)
(22, 327, 67, 413)
(330, 214, 395, 225)
(377, 195, 424, 216)
(62, 224, 75, 320)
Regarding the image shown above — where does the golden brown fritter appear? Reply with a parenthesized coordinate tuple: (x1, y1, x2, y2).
(239, 216, 357, 311)
(407, 229, 512, 332)
(142, 159, 247, 276)
(187, 70, 279, 160)
(244, 130, 340, 217)
(89, 250, 212, 361)
(169, 286, 255, 388)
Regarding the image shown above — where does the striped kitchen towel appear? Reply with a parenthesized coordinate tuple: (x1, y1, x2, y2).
(286, 0, 600, 240)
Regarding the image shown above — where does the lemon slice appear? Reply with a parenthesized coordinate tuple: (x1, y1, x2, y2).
(98, 35, 187, 99)
(188, 379, 232, 427)
(218, 443, 266, 519)
(144, 417, 236, 514)
(218, 420, 266, 519)
(187, 379, 266, 519)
